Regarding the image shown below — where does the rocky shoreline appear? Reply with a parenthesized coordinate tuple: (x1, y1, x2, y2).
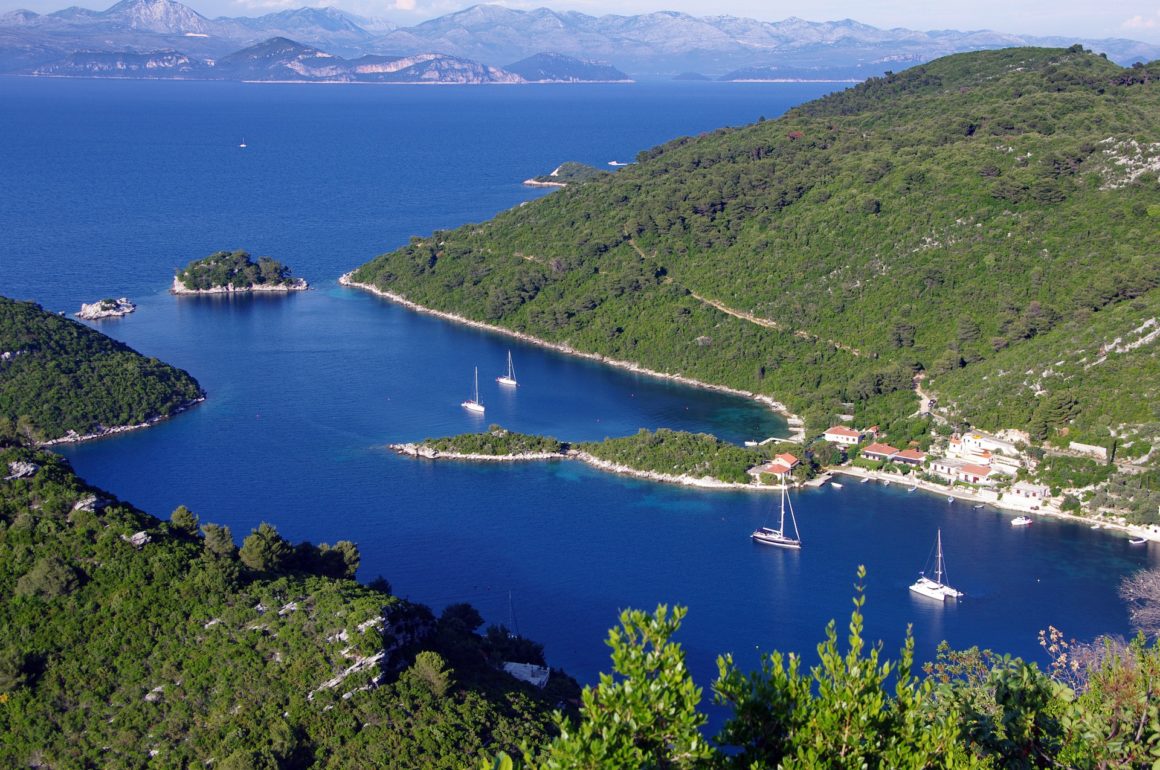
(39, 397, 206, 447)
(340, 273, 802, 442)
(171, 276, 309, 295)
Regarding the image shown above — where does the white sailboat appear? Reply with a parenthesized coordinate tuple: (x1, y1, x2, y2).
(496, 351, 517, 387)
(461, 367, 485, 413)
(909, 529, 962, 601)
(239, 138, 247, 148)
(752, 484, 802, 550)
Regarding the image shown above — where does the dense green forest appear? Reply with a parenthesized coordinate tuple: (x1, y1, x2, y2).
(0, 445, 573, 768)
(351, 48, 1160, 451)
(0, 297, 204, 443)
(175, 250, 303, 291)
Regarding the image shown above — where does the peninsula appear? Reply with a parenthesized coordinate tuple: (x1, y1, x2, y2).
(523, 161, 610, 188)
(392, 426, 809, 489)
(0, 296, 204, 444)
(172, 249, 308, 294)
(348, 47, 1159, 528)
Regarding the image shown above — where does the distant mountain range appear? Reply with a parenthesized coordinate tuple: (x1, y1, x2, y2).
(1, 0, 1157, 82)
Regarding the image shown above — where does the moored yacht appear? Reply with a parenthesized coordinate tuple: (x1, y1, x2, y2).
(909, 530, 962, 602)
(752, 483, 802, 550)
(461, 367, 485, 413)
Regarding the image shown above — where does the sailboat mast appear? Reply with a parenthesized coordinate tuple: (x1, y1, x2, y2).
(935, 529, 944, 583)
(474, 367, 479, 402)
(779, 484, 787, 533)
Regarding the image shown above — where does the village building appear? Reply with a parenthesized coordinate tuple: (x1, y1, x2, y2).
(747, 452, 802, 482)
(893, 448, 927, 467)
(861, 442, 900, 462)
(928, 457, 995, 485)
(823, 426, 863, 446)
(929, 457, 968, 479)
(749, 453, 800, 482)
(1010, 481, 1050, 501)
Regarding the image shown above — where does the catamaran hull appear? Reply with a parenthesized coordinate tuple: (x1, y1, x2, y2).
(909, 582, 947, 601)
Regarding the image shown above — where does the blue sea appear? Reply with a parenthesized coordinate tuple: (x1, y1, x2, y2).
(1, 78, 1155, 690)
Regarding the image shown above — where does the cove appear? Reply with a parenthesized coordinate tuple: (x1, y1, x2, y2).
(2, 77, 1155, 690)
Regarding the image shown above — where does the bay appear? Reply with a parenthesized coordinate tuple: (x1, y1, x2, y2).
(1, 78, 1155, 691)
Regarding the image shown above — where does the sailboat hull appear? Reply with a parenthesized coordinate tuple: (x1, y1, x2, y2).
(496, 376, 517, 387)
(751, 528, 802, 549)
(461, 401, 485, 413)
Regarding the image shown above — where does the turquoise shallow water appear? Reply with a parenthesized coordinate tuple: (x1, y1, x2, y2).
(2, 78, 1155, 689)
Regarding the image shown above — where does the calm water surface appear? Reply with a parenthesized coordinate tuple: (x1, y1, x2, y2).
(2, 79, 1155, 689)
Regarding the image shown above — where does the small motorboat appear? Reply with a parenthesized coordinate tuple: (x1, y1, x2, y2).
(1129, 537, 1147, 545)
(830, 481, 843, 489)
(1012, 516, 1033, 527)
(973, 503, 984, 509)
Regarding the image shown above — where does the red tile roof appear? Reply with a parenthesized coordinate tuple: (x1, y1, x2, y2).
(824, 426, 861, 437)
(862, 442, 900, 456)
(895, 448, 927, 462)
(775, 453, 800, 466)
(961, 463, 993, 477)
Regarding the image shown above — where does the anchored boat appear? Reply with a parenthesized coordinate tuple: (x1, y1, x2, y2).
(461, 367, 485, 414)
(752, 483, 802, 550)
(497, 351, 517, 387)
(909, 529, 963, 602)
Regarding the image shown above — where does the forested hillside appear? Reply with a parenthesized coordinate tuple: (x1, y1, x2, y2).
(0, 445, 571, 767)
(0, 297, 204, 443)
(351, 47, 1160, 447)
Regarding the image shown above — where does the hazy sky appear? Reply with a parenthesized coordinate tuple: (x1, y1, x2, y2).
(9, 0, 1160, 45)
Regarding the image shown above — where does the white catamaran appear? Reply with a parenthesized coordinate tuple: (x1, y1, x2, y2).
(497, 351, 517, 387)
(752, 483, 802, 550)
(909, 529, 963, 601)
(461, 367, 485, 413)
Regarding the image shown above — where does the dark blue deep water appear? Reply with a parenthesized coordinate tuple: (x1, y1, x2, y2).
(2, 78, 1155, 690)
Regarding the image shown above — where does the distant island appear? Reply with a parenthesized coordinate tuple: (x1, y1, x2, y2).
(173, 250, 307, 294)
(505, 52, 631, 83)
(0, 296, 203, 444)
(523, 161, 610, 188)
(75, 297, 135, 320)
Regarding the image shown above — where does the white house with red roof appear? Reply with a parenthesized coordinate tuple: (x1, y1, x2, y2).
(861, 442, 900, 462)
(749, 453, 801, 482)
(893, 448, 927, 467)
(823, 426, 863, 446)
